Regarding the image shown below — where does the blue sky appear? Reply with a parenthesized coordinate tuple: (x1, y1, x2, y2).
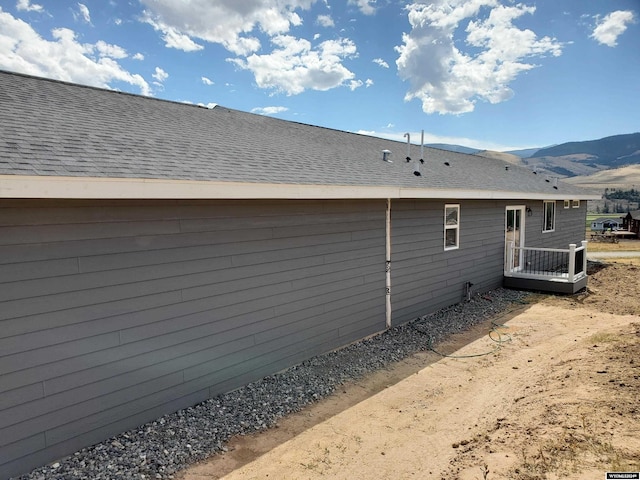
(0, 0, 638, 151)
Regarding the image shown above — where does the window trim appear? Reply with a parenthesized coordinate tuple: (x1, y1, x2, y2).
(543, 200, 556, 233)
(444, 204, 460, 251)
(572, 200, 580, 208)
(563, 200, 570, 209)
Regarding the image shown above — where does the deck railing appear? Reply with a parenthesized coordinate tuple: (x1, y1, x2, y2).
(505, 240, 588, 283)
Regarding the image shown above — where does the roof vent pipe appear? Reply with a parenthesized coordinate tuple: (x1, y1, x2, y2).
(404, 133, 411, 161)
(414, 130, 424, 176)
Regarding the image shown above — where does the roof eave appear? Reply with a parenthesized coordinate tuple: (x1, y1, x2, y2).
(0, 175, 602, 201)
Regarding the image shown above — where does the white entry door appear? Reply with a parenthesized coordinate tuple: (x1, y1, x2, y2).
(505, 206, 525, 270)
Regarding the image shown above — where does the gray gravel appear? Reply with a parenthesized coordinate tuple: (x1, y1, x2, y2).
(15, 287, 531, 480)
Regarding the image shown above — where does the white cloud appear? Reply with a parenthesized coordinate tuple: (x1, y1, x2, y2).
(317, 14, 334, 27)
(77, 3, 91, 24)
(201, 76, 214, 85)
(373, 57, 388, 68)
(591, 10, 635, 47)
(132, 52, 145, 60)
(182, 100, 218, 109)
(95, 40, 128, 59)
(229, 35, 358, 95)
(349, 79, 363, 90)
(365, 78, 373, 87)
(140, 0, 315, 56)
(138, 1, 359, 95)
(16, 0, 44, 13)
(348, 0, 376, 16)
(0, 10, 151, 95)
(251, 106, 289, 115)
(395, 1, 563, 115)
(152, 66, 168, 83)
(143, 15, 204, 52)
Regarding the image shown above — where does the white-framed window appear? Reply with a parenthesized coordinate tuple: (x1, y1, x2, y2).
(543, 201, 556, 232)
(572, 200, 580, 208)
(564, 200, 570, 209)
(444, 204, 460, 250)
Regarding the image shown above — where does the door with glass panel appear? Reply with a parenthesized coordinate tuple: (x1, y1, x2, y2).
(505, 206, 525, 270)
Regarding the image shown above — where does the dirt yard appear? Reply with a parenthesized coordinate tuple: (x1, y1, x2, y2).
(180, 259, 640, 480)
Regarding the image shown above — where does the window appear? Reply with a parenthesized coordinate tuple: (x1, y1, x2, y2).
(543, 201, 555, 232)
(444, 204, 460, 250)
(564, 200, 570, 209)
(572, 200, 580, 208)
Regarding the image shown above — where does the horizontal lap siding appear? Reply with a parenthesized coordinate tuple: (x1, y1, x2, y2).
(391, 200, 505, 325)
(525, 200, 587, 248)
(0, 199, 386, 479)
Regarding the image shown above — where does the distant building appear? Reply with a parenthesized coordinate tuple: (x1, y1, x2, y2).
(591, 217, 623, 231)
(622, 211, 640, 237)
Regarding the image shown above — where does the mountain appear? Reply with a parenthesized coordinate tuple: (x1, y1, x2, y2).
(426, 143, 480, 155)
(427, 133, 640, 185)
(564, 165, 640, 189)
(527, 132, 640, 177)
(475, 150, 524, 165)
(505, 147, 544, 158)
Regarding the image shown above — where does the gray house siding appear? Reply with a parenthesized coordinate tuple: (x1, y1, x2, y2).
(0, 199, 386, 479)
(390, 200, 506, 325)
(524, 200, 587, 248)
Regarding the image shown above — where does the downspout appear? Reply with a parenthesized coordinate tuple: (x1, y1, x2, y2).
(386, 198, 392, 329)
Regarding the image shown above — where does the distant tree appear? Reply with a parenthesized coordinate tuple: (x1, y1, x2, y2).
(603, 202, 610, 213)
(604, 188, 640, 203)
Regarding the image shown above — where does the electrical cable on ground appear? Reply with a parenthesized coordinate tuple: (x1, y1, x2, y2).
(410, 300, 529, 359)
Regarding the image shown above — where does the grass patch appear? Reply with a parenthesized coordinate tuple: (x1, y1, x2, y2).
(587, 238, 640, 252)
(587, 332, 619, 344)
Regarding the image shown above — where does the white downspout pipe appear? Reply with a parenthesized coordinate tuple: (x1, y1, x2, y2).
(385, 198, 392, 329)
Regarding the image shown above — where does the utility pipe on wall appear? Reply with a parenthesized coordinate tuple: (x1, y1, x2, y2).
(386, 198, 392, 329)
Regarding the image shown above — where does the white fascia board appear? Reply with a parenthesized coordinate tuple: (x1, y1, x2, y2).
(397, 188, 601, 201)
(0, 175, 602, 201)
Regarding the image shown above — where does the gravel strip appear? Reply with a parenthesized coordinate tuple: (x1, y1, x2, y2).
(16, 288, 531, 480)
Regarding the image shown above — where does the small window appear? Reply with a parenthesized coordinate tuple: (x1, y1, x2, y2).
(572, 200, 580, 208)
(543, 201, 555, 232)
(563, 200, 570, 209)
(444, 204, 460, 250)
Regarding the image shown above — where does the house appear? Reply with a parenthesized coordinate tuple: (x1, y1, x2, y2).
(0, 70, 600, 478)
(621, 210, 640, 237)
(591, 217, 623, 232)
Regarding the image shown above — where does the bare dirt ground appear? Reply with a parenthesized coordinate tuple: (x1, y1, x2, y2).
(180, 259, 640, 480)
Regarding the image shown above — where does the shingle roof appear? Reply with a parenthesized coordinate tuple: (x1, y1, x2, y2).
(0, 70, 596, 199)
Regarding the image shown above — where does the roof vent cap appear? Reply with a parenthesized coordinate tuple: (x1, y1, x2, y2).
(382, 149, 392, 163)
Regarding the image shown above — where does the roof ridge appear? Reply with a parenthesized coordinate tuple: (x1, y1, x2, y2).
(0, 69, 213, 111)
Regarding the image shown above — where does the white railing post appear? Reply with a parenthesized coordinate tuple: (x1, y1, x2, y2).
(506, 241, 514, 275)
(581, 240, 588, 276)
(568, 243, 576, 283)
